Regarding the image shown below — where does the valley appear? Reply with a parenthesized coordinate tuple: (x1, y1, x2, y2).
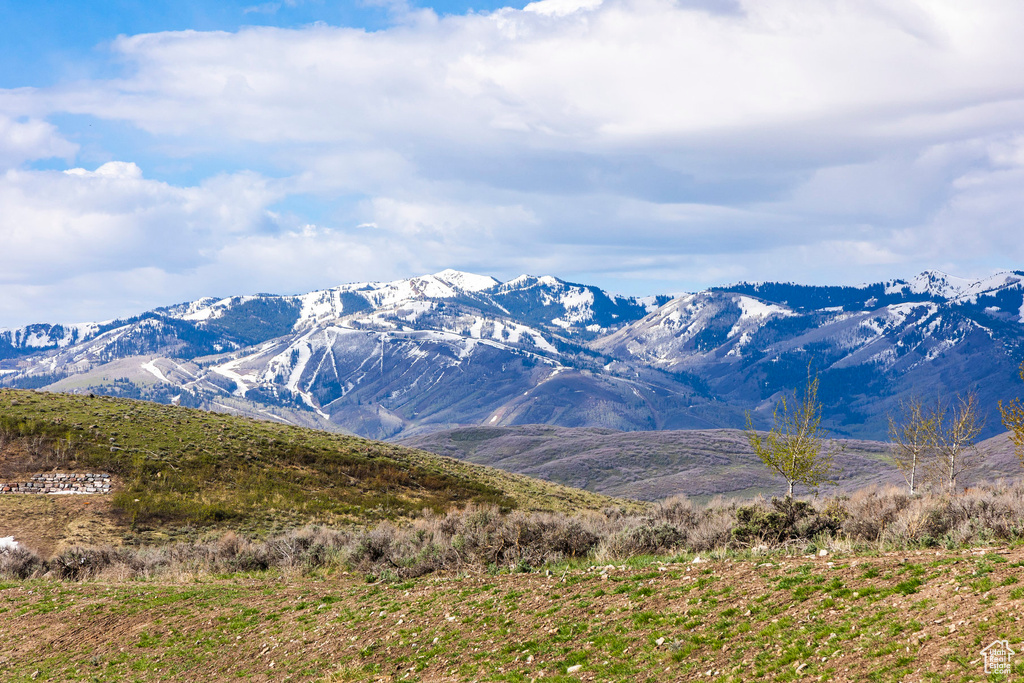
(400, 425, 1020, 501)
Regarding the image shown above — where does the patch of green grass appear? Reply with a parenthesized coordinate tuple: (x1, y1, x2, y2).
(0, 389, 633, 538)
(894, 577, 925, 595)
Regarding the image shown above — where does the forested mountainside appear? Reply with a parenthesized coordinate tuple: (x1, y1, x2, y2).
(2, 269, 1022, 441)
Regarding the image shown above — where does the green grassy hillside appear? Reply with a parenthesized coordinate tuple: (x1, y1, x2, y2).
(0, 389, 630, 547)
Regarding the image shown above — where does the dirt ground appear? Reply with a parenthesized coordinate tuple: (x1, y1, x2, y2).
(0, 545, 1021, 682)
(0, 494, 125, 558)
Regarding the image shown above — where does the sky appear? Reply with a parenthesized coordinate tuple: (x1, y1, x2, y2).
(2, 0, 1024, 326)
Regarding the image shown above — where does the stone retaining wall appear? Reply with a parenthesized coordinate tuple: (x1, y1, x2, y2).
(0, 473, 112, 495)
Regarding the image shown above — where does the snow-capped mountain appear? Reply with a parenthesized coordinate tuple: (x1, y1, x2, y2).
(595, 269, 1024, 438)
(0, 271, 684, 438)
(1, 269, 1022, 440)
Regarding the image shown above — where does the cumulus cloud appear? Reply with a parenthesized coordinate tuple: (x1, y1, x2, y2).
(0, 162, 282, 285)
(0, 115, 77, 169)
(2, 0, 1024, 323)
(46, 1, 1024, 151)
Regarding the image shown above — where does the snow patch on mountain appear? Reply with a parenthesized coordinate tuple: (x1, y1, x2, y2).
(883, 270, 1024, 303)
(552, 287, 596, 328)
(0, 322, 101, 350)
(636, 295, 664, 313)
(212, 364, 250, 397)
(527, 332, 557, 354)
(885, 271, 973, 299)
(955, 272, 1024, 303)
(294, 275, 459, 324)
(176, 297, 230, 321)
(859, 317, 885, 337)
(727, 296, 794, 339)
(497, 274, 562, 293)
(358, 275, 457, 309)
(497, 274, 536, 291)
(885, 301, 938, 328)
(140, 359, 170, 384)
(432, 269, 499, 292)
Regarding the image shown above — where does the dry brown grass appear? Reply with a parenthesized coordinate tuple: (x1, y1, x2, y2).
(6, 479, 1024, 582)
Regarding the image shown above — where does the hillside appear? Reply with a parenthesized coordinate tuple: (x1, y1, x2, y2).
(1, 269, 1022, 441)
(0, 389, 628, 555)
(400, 425, 1023, 501)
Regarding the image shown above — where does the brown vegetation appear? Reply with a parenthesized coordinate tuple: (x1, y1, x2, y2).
(888, 395, 932, 495)
(5, 481, 1024, 582)
(888, 391, 987, 494)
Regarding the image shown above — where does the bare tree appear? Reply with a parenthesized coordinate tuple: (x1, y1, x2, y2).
(745, 374, 839, 498)
(930, 392, 984, 494)
(888, 396, 933, 496)
(999, 361, 1024, 465)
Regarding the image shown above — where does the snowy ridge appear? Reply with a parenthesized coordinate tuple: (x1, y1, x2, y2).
(4, 267, 1024, 442)
(176, 295, 264, 322)
(884, 271, 973, 299)
(164, 297, 227, 321)
(296, 271, 497, 324)
(883, 269, 1024, 303)
(729, 296, 794, 333)
(432, 269, 500, 292)
(0, 322, 100, 350)
(495, 274, 563, 293)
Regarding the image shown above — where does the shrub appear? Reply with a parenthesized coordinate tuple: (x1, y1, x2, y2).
(603, 524, 685, 558)
(7, 480, 1024, 583)
(733, 497, 808, 543)
(842, 486, 910, 541)
(50, 547, 139, 581)
(685, 508, 735, 552)
(0, 547, 44, 579)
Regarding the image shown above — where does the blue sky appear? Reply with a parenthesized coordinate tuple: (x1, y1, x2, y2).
(1, 0, 1024, 326)
(0, 0, 523, 88)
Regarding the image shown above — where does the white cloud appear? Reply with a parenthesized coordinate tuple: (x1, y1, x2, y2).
(2, 0, 1024, 322)
(0, 163, 282, 285)
(0, 115, 77, 170)
(523, 0, 604, 18)
(41, 0, 1024, 153)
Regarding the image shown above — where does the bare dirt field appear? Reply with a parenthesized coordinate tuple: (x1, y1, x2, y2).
(0, 545, 1021, 682)
(0, 495, 124, 558)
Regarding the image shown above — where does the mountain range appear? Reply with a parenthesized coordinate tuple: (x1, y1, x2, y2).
(1, 268, 1022, 442)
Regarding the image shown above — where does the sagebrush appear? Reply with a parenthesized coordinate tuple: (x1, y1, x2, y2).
(6, 481, 1024, 581)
